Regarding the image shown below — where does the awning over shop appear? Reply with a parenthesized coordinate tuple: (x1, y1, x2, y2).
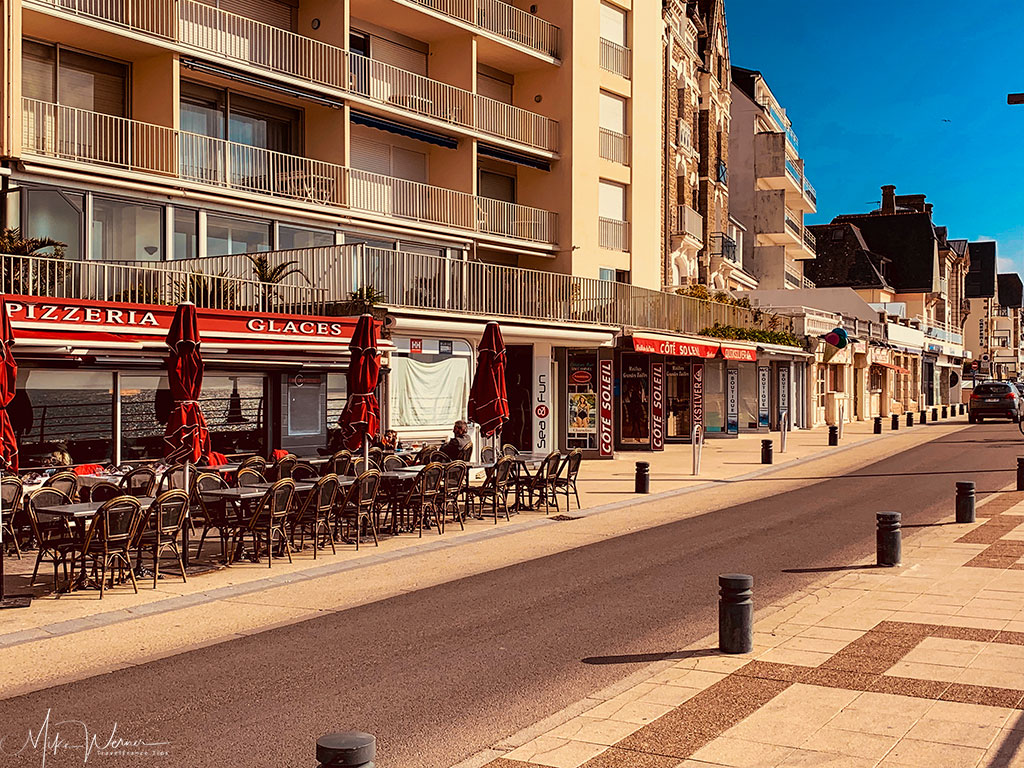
(871, 361, 911, 375)
(630, 332, 719, 359)
(719, 342, 758, 362)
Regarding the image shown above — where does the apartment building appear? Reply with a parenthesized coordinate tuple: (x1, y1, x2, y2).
(727, 66, 816, 291)
(964, 242, 1022, 381)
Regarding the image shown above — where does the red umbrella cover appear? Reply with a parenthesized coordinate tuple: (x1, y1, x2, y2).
(338, 314, 381, 451)
(164, 302, 211, 464)
(468, 321, 509, 438)
(0, 296, 18, 473)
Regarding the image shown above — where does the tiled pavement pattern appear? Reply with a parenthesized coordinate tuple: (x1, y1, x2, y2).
(471, 486, 1024, 768)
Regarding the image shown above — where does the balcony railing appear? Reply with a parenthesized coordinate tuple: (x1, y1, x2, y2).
(923, 319, 964, 346)
(148, 244, 796, 337)
(599, 38, 631, 78)
(784, 207, 802, 237)
(803, 176, 816, 206)
(0, 252, 326, 315)
(598, 217, 630, 252)
(710, 233, 737, 263)
(785, 157, 801, 186)
(598, 128, 630, 165)
(403, 0, 560, 59)
(802, 225, 816, 253)
(673, 205, 703, 241)
(22, 99, 558, 245)
(24, 0, 559, 153)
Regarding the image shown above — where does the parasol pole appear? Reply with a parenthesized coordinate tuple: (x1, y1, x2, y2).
(0, 460, 30, 608)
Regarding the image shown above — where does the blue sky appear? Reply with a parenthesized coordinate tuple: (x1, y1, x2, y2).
(725, 0, 1024, 274)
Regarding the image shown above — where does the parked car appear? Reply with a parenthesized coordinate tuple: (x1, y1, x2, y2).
(969, 381, 1022, 423)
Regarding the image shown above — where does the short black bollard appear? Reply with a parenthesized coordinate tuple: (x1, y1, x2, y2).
(761, 439, 774, 464)
(317, 732, 376, 768)
(828, 425, 839, 446)
(873, 416, 882, 434)
(891, 414, 900, 431)
(920, 409, 927, 424)
(635, 461, 650, 494)
(942, 405, 948, 419)
(907, 412, 914, 427)
(932, 407, 938, 421)
(961, 403, 967, 416)
(719, 574, 753, 654)
(956, 481, 976, 524)
(1017, 458, 1024, 492)
(876, 512, 902, 567)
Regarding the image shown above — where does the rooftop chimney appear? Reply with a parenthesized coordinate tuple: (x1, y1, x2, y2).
(881, 185, 896, 214)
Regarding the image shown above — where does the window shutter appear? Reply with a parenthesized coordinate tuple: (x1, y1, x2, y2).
(391, 147, 427, 183)
(201, 0, 294, 31)
(477, 74, 512, 104)
(349, 134, 392, 176)
(371, 36, 427, 75)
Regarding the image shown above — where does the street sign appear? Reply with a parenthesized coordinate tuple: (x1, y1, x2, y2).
(972, 361, 980, 371)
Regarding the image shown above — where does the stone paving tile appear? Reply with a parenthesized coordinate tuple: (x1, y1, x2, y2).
(882, 738, 987, 768)
(689, 735, 795, 767)
(503, 736, 607, 768)
(797, 726, 898, 761)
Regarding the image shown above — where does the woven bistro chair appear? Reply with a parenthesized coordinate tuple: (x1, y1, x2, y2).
(236, 468, 265, 487)
(480, 446, 496, 464)
(237, 479, 295, 568)
(382, 455, 407, 471)
(334, 470, 381, 550)
(194, 472, 234, 562)
(428, 451, 451, 465)
(271, 454, 299, 481)
(135, 489, 190, 588)
(238, 455, 268, 475)
(324, 450, 352, 477)
(120, 467, 157, 498)
(368, 447, 385, 468)
(551, 448, 584, 512)
(440, 460, 469, 531)
(350, 457, 380, 476)
(1, 476, 23, 559)
(411, 445, 436, 465)
(25, 488, 73, 588)
(45, 471, 79, 501)
(89, 481, 123, 503)
(501, 444, 520, 457)
(76, 495, 146, 598)
(160, 464, 189, 493)
(291, 462, 319, 482)
(468, 456, 515, 524)
(397, 462, 444, 537)
(521, 451, 562, 514)
(291, 474, 340, 559)
(457, 443, 473, 462)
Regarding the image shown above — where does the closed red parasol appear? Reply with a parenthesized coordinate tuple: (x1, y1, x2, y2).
(338, 314, 381, 451)
(0, 295, 27, 607)
(164, 302, 211, 464)
(468, 321, 509, 438)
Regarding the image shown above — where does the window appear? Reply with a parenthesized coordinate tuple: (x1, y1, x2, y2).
(25, 188, 83, 260)
(600, 2, 627, 45)
(870, 366, 883, 391)
(389, 340, 472, 429)
(173, 208, 198, 260)
(180, 81, 300, 153)
(477, 71, 513, 104)
(23, 42, 127, 116)
(278, 225, 333, 250)
(478, 170, 516, 203)
(349, 132, 428, 183)
(599, 91, 626, 134)
(91, 197, 163, 260)
(816, 366, 826, 408)
(206, 214, 271, 256)
(828, 365, 845, 393)
(326, 372, 348, 447)
(16, 369, 113, 466)
(599, 181, 626, 221)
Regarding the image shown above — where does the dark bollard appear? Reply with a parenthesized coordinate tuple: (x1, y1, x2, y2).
(891, 414, 900, 431)
(1017, 458, 1024, 492)
(932, 407, 938, 421)
(635, 461, 650, 494)
(942, 405, 948, 419)
(828, 425, 839, 446)
(876, 512, 902, 567)
(956, 481, 976, 524)
(920, 409, 927, 424)
(317, 732, 376, 767)
(961, 403, 967, 416)
(761, 439, 773, 464)
(719, 574, 753, 654)
(873, 416, 882, 434)
(907, 412, 914, 427)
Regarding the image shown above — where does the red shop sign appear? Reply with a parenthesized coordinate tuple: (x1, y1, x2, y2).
(599, 359, 614, 457)
(632, 334, 719, 359)
(720, 345, 757, 362)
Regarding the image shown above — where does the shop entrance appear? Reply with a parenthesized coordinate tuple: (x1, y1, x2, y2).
(504, 345, 533, 452)
(666, 358, 692, 441)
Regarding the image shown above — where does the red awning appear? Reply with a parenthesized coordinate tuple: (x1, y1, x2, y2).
(872, 361, 911, 375)
(631, 332, 719, 359)
(719, 343, 758, 362)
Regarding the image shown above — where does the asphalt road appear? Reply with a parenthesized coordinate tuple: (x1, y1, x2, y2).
(1, 422, 1022, 768)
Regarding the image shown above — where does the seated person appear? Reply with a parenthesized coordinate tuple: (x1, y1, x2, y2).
(440, 420, 471, 460)
(374, 429, 401, 451)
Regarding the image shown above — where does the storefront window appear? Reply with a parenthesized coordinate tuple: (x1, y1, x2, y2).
(207, 214, 271, 256)
(326, 373, 348, 448)
(389, 340, 472, 430)
(704, 360, 726, 433)
(25, 188, 83, 260)
(174, 208, 198, 260)
(285, 373, 323, 437)
(279, 225, 334, 250)
(619, 353, 650, 444)
(738, 363, 758, 429)
(16, 369, 113, 466)
(666, 359, 691, 439)
(91, 197, 163, 260)
(567, 351, 599, 450)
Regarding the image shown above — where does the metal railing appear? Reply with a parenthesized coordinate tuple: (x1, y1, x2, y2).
(803, 226, 816, 252)
(598, 128, 630, 165)
(785, 157, 801, 187)
(599, 38, 631, 78)
(923, 318, 964, 346)
(24, 0, 559, 153)
(404, 0, 560, 58)
(0, 252, 326, 315)
(710, 233, 737, 263)
(22, 99, 558, 244)
(673, 205, 703, 241)
(803, 176, 816, 206)
(598, 218, 630, 252)
(784, 207, 802, 238)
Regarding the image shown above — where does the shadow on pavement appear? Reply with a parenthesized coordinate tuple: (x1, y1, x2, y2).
(782, 564, 884, 575)
(582, 648, 720, 665)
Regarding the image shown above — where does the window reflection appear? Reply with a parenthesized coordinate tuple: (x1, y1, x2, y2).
(15, 369, 113, 467)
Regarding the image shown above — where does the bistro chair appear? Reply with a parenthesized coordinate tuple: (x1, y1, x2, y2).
(120, 467, 157, 498)
(468, 456, 515, 524)
(523, 451, 563, 514)
(397, 462, 444, 537)
(135, 489, 190, 588)
(501, 444, 520, 457)
(428, 451, 451, 465)
(160, 464, 189, 493)
(89, 481, 122, 503)
(480, 446, 496, 464)
(350, 458, 380, 475)
(1, 476, 23, 559)
(324, 450, 352, 477)
(291, 474, 339, 559)
(368, 447, 385, 467)
(457, 443, 473, 462)
(551, 449, 584, 512)
(236, 468, 265, 487)
(238, 455, 267, 475)
(382, 455, 406, 471)
(291, 462, 319, 482)
(440, 461, 469, 531)
(194, 472, 234, 563)
(45, 471, 79, 501)
(25, 488, 74, 588)
(334, 469, 381, 550)
(236, 479, 295, 568)
(271, 454, 299, 481)
(412, 445, 436, 465)
(76, 495, 145, 598)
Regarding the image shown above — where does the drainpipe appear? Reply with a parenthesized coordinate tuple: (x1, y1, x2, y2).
(663, 26, 674, 288)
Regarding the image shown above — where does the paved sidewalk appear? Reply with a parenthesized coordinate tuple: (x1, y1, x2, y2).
(459, 478, 1024, 768)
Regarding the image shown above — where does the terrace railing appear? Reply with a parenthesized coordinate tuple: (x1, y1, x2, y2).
(598, 218, 630, 252)
(599, 38, 631, 78)
(403, 0, 560, 58)
(598, 128, 630, 165)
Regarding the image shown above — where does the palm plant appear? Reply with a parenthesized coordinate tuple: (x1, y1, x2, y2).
(0, 227, 66, 258)
(247, 253, 308, 309)
(0, 227, 69, 295)
(175, 270, 238, 310)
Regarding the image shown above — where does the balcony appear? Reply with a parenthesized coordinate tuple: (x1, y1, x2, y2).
(400, 0, 560, 59)
(672, 205, 703, 242)
(598, 217, 630, 252)
(803, 176, 816, 206)
(598, 128, 630, 165)
(22, 99, 558, 245)
(710, 232, 738, 264)
(23, 0, 559, 154)
(599, 38, 631, 79)
(923, 319, 964, 346)
(803, 225, 816, 253)
(753, 132, 814, 213)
